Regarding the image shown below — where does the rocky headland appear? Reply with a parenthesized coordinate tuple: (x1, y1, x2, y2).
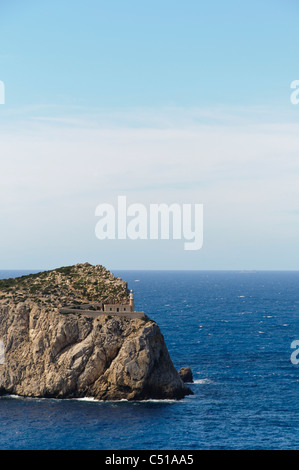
(0, 263, 192, 400)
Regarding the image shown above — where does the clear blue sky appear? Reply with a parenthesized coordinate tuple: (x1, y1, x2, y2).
(0, 0, 299, 270)
(1, 0, 299, 108)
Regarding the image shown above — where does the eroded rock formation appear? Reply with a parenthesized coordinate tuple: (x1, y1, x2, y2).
(0, 265, 192, 400)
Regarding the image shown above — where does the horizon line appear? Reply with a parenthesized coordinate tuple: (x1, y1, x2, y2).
(1, 268, 299, 273)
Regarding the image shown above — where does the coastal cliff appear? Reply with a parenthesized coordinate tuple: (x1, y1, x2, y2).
(0, 264, 192, 400)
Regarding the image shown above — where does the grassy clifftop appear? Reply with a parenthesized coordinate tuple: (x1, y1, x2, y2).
(0, 263, 129, 308)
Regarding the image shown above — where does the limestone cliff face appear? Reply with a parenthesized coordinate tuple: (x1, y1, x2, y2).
(0, 300, 191, 400)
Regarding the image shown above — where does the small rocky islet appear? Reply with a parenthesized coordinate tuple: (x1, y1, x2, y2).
(0, 263, 193, 401)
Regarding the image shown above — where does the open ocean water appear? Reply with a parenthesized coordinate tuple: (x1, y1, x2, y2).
(0, 270, 298, 450)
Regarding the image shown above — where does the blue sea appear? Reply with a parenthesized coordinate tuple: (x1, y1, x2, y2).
(0, 270, 298, 450)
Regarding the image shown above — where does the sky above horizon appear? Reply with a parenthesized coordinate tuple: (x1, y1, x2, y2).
(0, 0, 299, 270)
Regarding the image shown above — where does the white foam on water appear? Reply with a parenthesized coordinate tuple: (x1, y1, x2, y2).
(0, 394, 24, 400)
(75, 397, 97, 402)
(0, 395, 181, 404)
(193, 378, 213, 385)
(138, 399, 179, 403)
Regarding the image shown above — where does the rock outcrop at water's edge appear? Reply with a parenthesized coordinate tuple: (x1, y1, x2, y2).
(179, 367, 194, 383)
(0, 264, 192, 400)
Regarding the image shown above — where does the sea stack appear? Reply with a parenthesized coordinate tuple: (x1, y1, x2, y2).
(178, 367, 194, 383)
(0, 264, 192, 401)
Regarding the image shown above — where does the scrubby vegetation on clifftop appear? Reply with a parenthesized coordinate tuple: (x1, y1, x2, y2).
(0, 263, 129, 308)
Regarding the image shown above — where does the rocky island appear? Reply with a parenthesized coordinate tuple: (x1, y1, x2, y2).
(0, 263, 192, 400)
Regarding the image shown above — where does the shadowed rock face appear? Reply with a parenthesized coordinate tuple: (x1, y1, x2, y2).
(0, 300, 192, 401)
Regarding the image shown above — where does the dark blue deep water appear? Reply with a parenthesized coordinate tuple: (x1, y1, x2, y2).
(0, 270, 298, 450)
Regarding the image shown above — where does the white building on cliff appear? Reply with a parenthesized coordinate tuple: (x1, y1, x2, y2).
(103, 290, 143, 315)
